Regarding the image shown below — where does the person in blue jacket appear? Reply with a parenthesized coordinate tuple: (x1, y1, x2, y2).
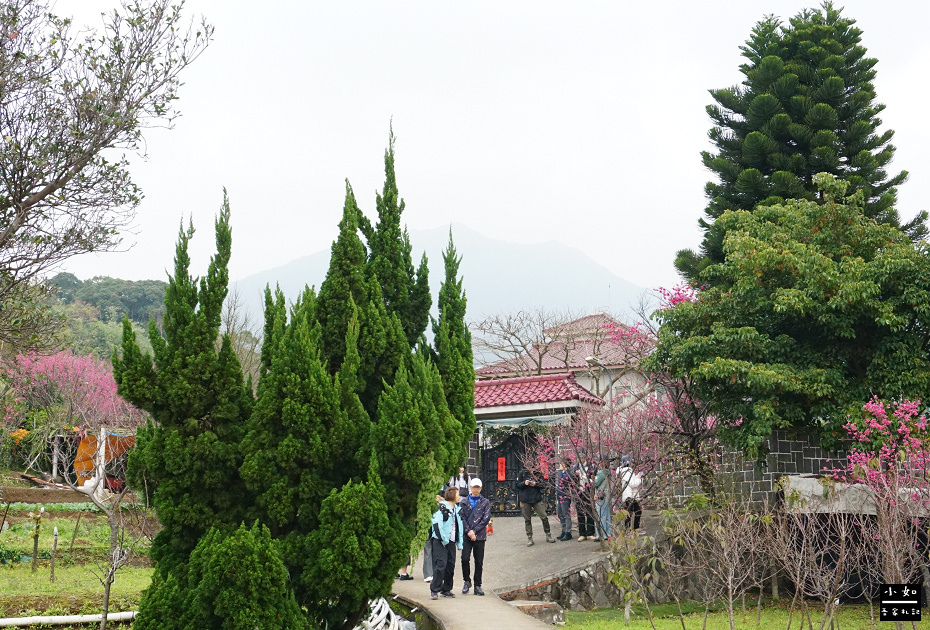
(459, 477, 491, 596)
(429, 486, 464, 600)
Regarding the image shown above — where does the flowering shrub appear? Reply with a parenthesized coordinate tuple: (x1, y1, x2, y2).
(1, 351, 146, 433)
(831, 397, 930, 586)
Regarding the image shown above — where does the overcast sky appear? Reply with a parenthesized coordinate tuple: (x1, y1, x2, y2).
(60, 1, 930, 293)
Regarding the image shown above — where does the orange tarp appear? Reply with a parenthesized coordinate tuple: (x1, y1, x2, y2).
(74, 433, 135, 485)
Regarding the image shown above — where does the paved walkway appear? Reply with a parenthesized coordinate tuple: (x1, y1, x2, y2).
(391, 511, 661, 629)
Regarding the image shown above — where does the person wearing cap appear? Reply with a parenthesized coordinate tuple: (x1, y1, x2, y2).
(458, 477, 491, 596)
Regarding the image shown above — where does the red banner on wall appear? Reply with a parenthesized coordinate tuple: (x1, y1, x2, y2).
(497, 457, 506, 481)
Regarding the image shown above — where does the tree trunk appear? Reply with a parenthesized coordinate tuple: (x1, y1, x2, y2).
(674, 596, 687, 630)
(69, 512, 83, 552)
(786, 591, 798, 630)
(727, 584, 736, 630)
(756, 586, 764, 624)
(31, 517, 40, 573)
(99, 575, 112, 630)
(337, 608, 365, 630)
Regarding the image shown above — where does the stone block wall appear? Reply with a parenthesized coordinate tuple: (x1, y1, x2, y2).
(499, 557, 626, 611)
(662, 429, 852, 506)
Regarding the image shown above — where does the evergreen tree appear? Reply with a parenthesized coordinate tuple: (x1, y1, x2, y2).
(655, 174, 930, 457)
(238, 133, 471, 629)
(362, 128, 431, 347)
(433, 231, 476, 464)
(316, 182, 370, 373)
(114, 193, 252, 575)
(134, 523, 307, 630)
(676, 2, 925, 283)
(241, 289, 433, 628)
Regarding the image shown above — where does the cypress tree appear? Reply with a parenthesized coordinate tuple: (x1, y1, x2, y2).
(241, 285, 416, 629)
(316, 181, 370, 373)
(364, 127, 431, 347)
(433, 231, 476, 464)
(676, 2, 925, 283)
(114, 193, 252, 576)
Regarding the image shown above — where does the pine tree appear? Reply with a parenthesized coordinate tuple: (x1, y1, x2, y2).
(676, 2, 926, 283)
(114, 192, 252, 576)
(433, 231, 476, 465)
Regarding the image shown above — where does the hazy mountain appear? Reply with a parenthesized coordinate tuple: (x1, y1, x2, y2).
(231, 223, 646, 324)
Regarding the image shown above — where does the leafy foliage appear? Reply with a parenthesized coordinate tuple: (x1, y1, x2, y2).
(51, 274, 168, 326)
(432, 231, 476, 466)
(56, 300, 154, 359)
(677, 2, 925, 282)
(359, 127, 431, 348)
(0, 0, 211, 351)
(654, 174, 930, 456)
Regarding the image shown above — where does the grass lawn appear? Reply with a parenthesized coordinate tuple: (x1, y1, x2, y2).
(0, 564, 152, 616)
(0, 499, 153, 625)
(564, 601, 899, 629)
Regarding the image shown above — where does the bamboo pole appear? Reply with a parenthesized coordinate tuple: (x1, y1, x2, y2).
(0, 501, 10, 533)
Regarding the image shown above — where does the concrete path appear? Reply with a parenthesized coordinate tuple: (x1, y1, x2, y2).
(390, 511, 661, 629)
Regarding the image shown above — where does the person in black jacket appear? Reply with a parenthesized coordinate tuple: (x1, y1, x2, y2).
(458, 477, 491, 596)
(517, 467, 555, 545)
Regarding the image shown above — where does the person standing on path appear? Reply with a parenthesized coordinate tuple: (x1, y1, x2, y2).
(459, 477, 491, 596)
(619, 459, 643, 531)
(556, 458, 573, 541)
(593, 457, 612, 542)
(429, 486, 464, 600)
(422, 488, 445, 583)
(517, 467, 555, 545)
(449, 466, 470, 495)
(573, 459, 596, 541)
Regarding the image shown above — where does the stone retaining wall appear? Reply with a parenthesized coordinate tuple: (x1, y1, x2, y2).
(498, 556, 631, 611)
(663, 429, 852, 506)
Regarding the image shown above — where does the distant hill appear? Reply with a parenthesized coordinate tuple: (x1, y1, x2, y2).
(231, 223, 646, 325)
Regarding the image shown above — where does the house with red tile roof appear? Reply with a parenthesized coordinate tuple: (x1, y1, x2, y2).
(474, 372, 604, 426)
(468, 313, 652, 513)
(474, 312, 650, 418)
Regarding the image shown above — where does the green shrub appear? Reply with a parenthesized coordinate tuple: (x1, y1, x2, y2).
(0, 542, 18, 564)
(134, 522, 308, 630)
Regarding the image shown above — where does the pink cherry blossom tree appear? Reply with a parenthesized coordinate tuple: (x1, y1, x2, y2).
(831, 397, 930, 611)
(1, 351, 147, 474)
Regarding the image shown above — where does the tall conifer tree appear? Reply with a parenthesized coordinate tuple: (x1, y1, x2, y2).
(676, 2, 925, 283)
(433, 231, 476, 463)
(114, 192, 252, 573)
(362, 127, 431, 347)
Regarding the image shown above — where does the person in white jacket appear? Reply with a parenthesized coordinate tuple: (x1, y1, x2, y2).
(618, 457, 643, 531)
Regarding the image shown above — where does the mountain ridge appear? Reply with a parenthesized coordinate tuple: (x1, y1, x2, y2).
(231, 223, 647, 324)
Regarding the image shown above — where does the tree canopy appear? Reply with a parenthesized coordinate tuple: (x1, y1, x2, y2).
(0, 0, 211, 351)
(676, 2, 925, 283)
(653, 174, 930, 456)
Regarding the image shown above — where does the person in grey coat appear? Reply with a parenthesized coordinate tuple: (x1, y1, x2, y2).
(458, 477, 491, 596)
